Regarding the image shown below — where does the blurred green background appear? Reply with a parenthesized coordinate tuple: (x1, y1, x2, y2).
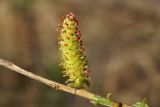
(0, 0, 160, 107)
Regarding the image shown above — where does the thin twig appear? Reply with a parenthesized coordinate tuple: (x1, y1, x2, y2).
(0, 59, 132, 107)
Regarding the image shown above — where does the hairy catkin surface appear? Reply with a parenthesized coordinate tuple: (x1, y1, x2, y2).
(58, 12, 90, 88)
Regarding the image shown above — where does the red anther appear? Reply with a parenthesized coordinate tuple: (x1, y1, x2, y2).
(67, 27, 71, 30)
(73, 27, 77, 32)
(72, 23, 75, 26)
(70, 33, 73, 36)
(80, 43, 83, 47)
(75, 20, 79, 25)
(67, 16, 71, 20)
(77, 30, 81, 35)
(76, 36, 80, 41)
(69, 18, 73, 21)
(67, 15, 73, 20)
(66, 36, 70, 40)
(65, 23, 68, 26)
(81, 48, 85, 52)
(62, 30, 66, 33)
(80, 41, 83, 46)
(69, 12, 74, 16)
(64, 43, 68, 46)
(79, 46, 83, 50)
(59, 64, 65, 70)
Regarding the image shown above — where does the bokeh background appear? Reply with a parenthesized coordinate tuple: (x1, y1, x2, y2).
(0, 0, 160, 107)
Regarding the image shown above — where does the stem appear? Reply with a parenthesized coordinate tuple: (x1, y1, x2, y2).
(0, 59, 132, 107)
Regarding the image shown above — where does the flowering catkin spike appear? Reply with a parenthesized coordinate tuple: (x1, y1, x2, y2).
(58, 12, 90, 88)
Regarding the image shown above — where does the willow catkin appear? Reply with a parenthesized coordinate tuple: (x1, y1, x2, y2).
(58, 12, 90, 88)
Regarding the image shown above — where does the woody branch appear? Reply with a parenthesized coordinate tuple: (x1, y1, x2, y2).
(0, 59, 132, 107)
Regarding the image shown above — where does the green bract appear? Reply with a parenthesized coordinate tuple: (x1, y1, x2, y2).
(133, 99, 149, 107)
(58, 12, 90, 88)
